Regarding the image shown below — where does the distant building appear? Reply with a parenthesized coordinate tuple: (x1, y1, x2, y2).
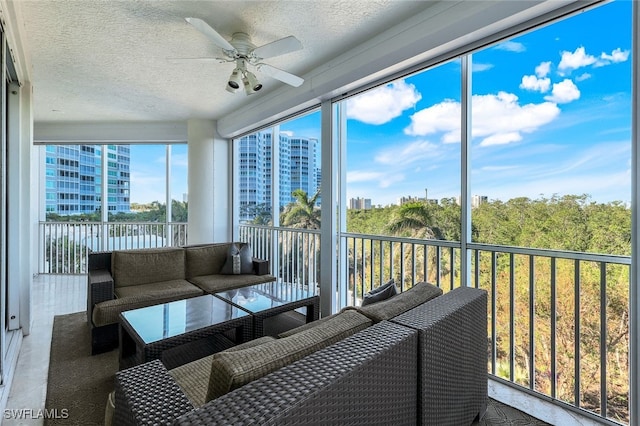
(349, 197, 372, 210)
(238, 130, 321, 222)
(454, 195, 488, 208)
(472, 195, 488, 208)
(45, 144, 130, 215)
(398, 189, 438, 206)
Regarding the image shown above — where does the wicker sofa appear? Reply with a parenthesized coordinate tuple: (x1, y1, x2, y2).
(114, 284, 488, 426)
(87, 242, 276, 354)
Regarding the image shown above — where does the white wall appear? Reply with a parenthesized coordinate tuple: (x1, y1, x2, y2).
(187, 119, 230, 243)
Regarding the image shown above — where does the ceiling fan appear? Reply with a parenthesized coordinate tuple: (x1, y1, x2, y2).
(182, 17, 305, 95)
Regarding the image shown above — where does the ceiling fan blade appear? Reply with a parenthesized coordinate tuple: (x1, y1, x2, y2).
(185, 18, 235, 52)
(253, 36, 302, 59)
(257, 63, 304, 87)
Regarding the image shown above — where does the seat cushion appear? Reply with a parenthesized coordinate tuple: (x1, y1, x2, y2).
(92, 279, 203, 326)
(188, 273, 276, 294)
(111, 248, 186, 288)
(206, 309, 372, 401)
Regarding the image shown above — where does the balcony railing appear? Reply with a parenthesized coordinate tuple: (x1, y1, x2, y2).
(38, 221, 188, 274)
(240, 224, 630, 425)
(239, 224, 320, 296)
(38, 221, 629, 424)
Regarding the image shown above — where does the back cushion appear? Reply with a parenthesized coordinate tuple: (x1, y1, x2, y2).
(112, 248, 185, 287)
(206, 310, 372, 401)
(184, 243, 231, 278)
(184, 242, 249, 278)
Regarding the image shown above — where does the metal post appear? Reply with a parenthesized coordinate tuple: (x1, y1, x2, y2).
(166, 145, 172, 246)
(629, 2, 639, 424)
(320, 100, 338, 317)
(460, 55, 472, 287)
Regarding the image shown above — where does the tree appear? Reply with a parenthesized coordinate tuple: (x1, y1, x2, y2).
(387, 201, 443, 239)
(280, 189, 321, 229)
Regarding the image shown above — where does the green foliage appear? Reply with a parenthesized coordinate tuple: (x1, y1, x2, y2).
(46, 200, 189, 223)
(346, 194, 631, 422)
(472, 194, 630, 255)
(280, 189, 321, 229)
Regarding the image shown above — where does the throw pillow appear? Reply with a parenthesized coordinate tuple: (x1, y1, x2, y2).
(220, 244, 254, 275)
(368, 279, 396, 295)
(361, 279, 398, 306)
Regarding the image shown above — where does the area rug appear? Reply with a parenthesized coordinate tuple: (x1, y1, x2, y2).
(45, 312, 549, 426)
(45, 312, 117, 426)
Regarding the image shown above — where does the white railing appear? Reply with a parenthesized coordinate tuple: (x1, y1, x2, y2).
(239, 224, 320, 296)
(240, 224, 630, 425)
(39, 221, 188, 274)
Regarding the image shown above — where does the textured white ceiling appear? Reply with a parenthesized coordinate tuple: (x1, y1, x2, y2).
(17, 0, 435, 123)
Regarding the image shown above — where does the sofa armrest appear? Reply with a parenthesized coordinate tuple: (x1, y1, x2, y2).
(115, 359, 194, 426)
(252, 258, 270, 275)
(391, 286, 488, 425)
(88, 250, 112, 272)
(87, 268, 115, 325)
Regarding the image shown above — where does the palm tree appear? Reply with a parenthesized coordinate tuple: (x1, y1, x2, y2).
(387, 202, 443, 239)
(281, 189, 321, 229)
(386, 202, 445, 286)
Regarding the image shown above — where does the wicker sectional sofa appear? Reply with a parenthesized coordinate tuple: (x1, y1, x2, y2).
(114, 283, 488, 426)
(87, 242, 276, 354)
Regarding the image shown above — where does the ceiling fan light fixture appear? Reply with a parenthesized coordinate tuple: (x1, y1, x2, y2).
(243, 71, 262, 95)
(227, 68, 243, 92)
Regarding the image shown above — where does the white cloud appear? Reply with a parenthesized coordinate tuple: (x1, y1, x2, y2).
(346, 170, 385, 183)
(535, 61, 552, 78)
(346, 80, 421, 125)
(544, 79, 580, 104)
(494, 41, 526, 53)
(481, 132, 522, 146)
(558, 46, 596, 74)
(374, 140, 440, 166)
(346, 170, 406, 189)
(280, 130, 294, 137)
(520, 75, 551, 93)
(472, 62, 494, 72)
(405, 92, 561, 147)
(575, 72, 591, 82)
(403, 99, 460, 139)
(596, 47, 630, 67)
(480, 165, 521, 172)
(558, 46, 629, 74)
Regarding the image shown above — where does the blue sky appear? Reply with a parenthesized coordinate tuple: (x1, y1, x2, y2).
(129, 144, 188, 204)
(129, 1, 632, 207)
(340, 0, 632, 206)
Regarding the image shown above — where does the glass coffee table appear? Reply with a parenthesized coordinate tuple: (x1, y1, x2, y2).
(119, 295, 253, 370)
(214, 282, 320, 338)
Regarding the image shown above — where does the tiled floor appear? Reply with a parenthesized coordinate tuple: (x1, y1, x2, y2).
(4, 274, 86, 425)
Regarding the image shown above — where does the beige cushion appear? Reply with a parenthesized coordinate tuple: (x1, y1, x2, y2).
(206, 309, 372, 401)
(351, 281, 443, 322)
(111, 248, 185, 288)
(92, 279, 203, 326)
(188, 273, 275, 294)
(184, 243, 235, 279)
(169, 336, 276, 407)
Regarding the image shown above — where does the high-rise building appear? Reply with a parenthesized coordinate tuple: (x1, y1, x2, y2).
(45, 144, 130, 215)
(472, 195, 488, 208)
(290, 136, 319, 202)
(349, 197, 371, 210)
(238, 131, 321, 222)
